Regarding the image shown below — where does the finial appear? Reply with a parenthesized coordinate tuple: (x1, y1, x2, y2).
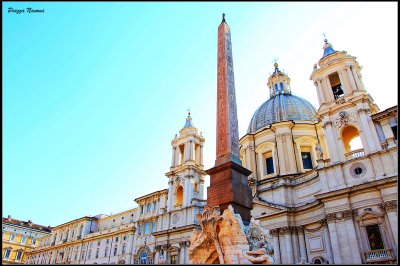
(323, 33, 327, 43)
(273, 57, 279, 69)
(222, 13, 226, 23)
(186, 107, 191, 116)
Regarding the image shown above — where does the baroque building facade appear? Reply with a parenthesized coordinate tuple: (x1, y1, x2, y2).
(2, 215, 51, 264)
(239, 38, 398, 264)
(25, 114, 206, 265)
(23, 20, 397, 265)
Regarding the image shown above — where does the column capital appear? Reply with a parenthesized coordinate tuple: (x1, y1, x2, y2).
(326, 213, 337, 223)
(322, 121, 333, 128)
(282, 226, 291, 234)
(320, 218, 328, 226)
(295, 225, 304, 233)
(379, 200, 397, 213)
(342, 210, 356, 220)
(270, 228, 280, 237)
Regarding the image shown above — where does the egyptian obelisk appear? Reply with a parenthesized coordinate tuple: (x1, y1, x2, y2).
(206, 14, 253, 223)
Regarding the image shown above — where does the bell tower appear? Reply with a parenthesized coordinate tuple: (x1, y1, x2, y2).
(165, 112, 207, 212)
(310, 38, 382, 164)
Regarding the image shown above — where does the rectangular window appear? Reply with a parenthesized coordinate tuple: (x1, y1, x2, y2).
(301, 152, 312, 169)
(21, 236, 27, 244)
(366, 224, 385, 250)
(4, 249, 11, 259)
(170, 255, 177, 264)
(301, 152, 313, 169)
(16, 251, 23, 260)
(145, 222, 150, 235)
(114, 247, 117, 256)
(138, 224, 142, 235)
(32, 238, 37, 245)
(391, 125, 397, 140)
(265, 156, 274, 175)
(152, 221, 157, 233)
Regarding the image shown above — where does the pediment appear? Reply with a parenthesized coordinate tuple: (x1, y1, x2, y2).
(252, 199, 286, 217)
(355, 210, 384, 221)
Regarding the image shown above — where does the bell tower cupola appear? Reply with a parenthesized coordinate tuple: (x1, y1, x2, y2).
(165, 112, 206, 212)
(310, 38, 382, 164)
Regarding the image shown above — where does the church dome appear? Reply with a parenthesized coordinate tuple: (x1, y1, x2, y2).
(247, 93, 317, 133)
(247, 63, 317, 134)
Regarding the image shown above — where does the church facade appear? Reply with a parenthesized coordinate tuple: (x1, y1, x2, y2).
(24, 18, 397, 265)
(239, 39, 398, 264)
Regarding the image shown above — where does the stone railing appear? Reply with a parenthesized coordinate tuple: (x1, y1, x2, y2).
(345, 148, 365, 160)
(364, 249, 394, 263)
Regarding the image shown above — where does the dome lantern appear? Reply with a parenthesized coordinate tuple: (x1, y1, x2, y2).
(267, 62, 292, 97)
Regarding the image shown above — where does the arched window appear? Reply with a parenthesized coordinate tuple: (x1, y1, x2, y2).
(147, 203, 151, 213)
(95, 249, 99, 258)
(342, 125, 363, 153)
(280, 82, 284, 92)
(122, 245, 126, 254)
(153, 202, 157, 211)
(81, 251, 86, 260)
(88, 250, 92, 260)
(194, 182, 199, 192)
(114, 245, 118, 256)
(274, 83, 279, 92)
(175, 186, 184, 207)
(140, 251, 148, 264)
(105, 247, 109, 257)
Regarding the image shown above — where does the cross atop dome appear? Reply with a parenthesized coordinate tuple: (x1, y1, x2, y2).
(321, 34, 337, 58)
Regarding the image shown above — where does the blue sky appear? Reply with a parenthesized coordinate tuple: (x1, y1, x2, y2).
(3, 2, 397, 226)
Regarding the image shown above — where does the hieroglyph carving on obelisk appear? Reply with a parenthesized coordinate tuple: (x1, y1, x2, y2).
(216, 15, 241, 166)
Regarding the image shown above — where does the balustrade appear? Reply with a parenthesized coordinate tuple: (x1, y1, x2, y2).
(345, 148, 365, 160)
(364, 249, 394, 263)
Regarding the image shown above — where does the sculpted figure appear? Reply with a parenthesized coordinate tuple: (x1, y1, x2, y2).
(315, 144, 323, 159)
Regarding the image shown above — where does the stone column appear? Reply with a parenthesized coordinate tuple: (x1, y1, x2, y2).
(284, 227, 294, 264)
(291, 227, 300, 263)
(184, 177, 191, 207)
(276, 134, 287, 174)
(358, 108, 377, 153)
(343, 210, 362, 264)
(326, 213, 342, 264)
(174, 147, 180, 166)
(270, 229, 281, 264)
(337, 69, 348, 95)
(385, 201, 398, 250)
(345, 65, 358, 91)
(321, 219, 334, 264)
(154, 247, 159, 264)
(199, 145, 204, 166)
(171, 147, 176, 167)
(323, 121, 340, 163)
(167, 180, 174, 212)
(315, 79, 326, 105)
(257, 152, 264, 177)
(351, 65, 364, 91)
(379, 201, 398, 251)
(285, 133, 297, 174)
(279, 228, 287, 264)
(199, 179, 205, 200)
(296, 226, 307, 262)
(179, 242, 185, 264)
